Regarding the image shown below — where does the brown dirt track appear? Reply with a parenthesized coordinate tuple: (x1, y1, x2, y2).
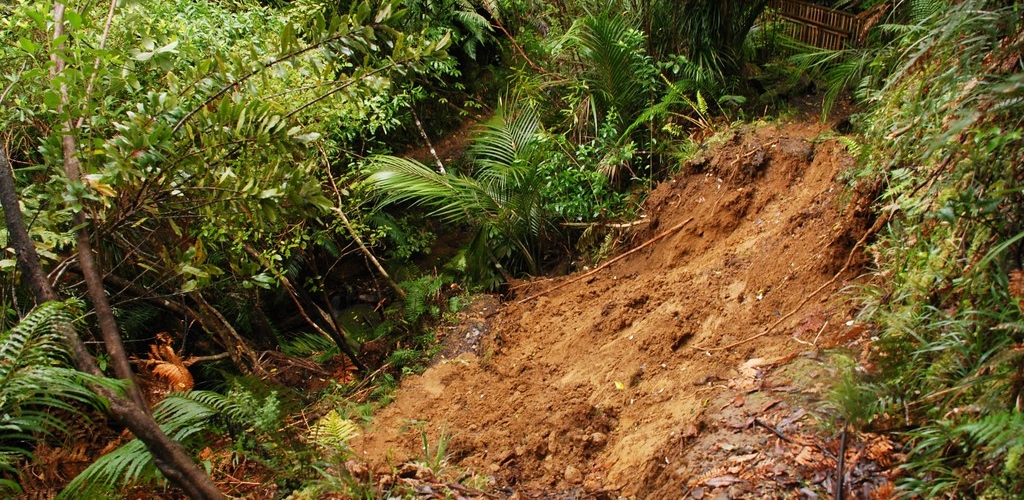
(351, 113, 889, 498)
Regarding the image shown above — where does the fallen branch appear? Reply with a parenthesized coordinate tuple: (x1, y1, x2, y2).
(692, 213, 889, 352)
(183, 352, 231, 366)
(560, 219, 650, 228)
(753, 418, 793, 443)
(517, 218, 693, 304)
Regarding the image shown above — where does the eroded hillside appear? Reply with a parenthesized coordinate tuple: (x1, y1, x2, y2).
(351, 113, 890, 498)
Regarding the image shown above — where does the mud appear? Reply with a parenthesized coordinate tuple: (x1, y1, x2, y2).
(352, 114, 885, 498)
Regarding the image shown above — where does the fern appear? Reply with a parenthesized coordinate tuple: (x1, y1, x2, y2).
(58, 390, 246, 499)
(280, 331, 337, 357)
(385, 348, 422, 368)
(307, 409, 360, 452)
(0, 301, 113, 487)
(399, 274, 452, 323)
(959, 411, 1024, 460)
(112, 303, 162, 340)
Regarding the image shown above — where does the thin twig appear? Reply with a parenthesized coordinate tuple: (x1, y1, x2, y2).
(241, 244, 368, 373)
(836, 424, 848, 500)
(753, 418, 793, 443)
(793, 320, 829, 347)
(412, 107, 445, 174)
(323, 151, 406, 300)
(182, 352, 231, 366)
(692, 213, 889, 352)
(560, 219, 649, 228)
(516, 218, 693, 304)
(74, 0, 117, 130)
(479, 2, 547, 75)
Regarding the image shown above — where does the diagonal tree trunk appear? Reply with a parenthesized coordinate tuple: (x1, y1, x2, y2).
(0, 146, 226, 499)
(50, 0, 148, 412)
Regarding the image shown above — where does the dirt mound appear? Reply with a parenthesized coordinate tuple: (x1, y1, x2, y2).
(352, 115, 874, 497)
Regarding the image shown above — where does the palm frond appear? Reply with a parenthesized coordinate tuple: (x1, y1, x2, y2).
(364, 95, 554, 282)
(570, 10, 651, 127)
(364, 155, 483, 225)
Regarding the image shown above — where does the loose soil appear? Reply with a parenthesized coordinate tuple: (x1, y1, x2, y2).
(351, 112, 897, 498)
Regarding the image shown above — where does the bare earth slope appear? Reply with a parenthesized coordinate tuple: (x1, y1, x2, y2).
(353, 114, 878, 498)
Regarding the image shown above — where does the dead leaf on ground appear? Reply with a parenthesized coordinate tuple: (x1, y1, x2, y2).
(704, 475, 741, 487)
(681, 422, 701, 438)
(729, 452, 759, 464)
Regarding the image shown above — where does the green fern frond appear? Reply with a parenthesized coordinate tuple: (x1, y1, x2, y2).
(959, 411, 1024, 458)
(399, 274, 452, 323)
(385, 348, 422, 368)
(837, 136, 865, 158)
(58, 390, 244, 499)
(58, 438, 156, 499)
(308, 409, 360, 451)
(280, 331, 337, 357)
(0, 301, 114, 482)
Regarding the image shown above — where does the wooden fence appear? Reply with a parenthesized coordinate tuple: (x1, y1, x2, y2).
(767, 0, 890, 50)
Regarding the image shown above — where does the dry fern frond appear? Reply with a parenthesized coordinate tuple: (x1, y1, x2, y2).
(142, 333, 194, 392)
(871, 480, 896, 499)
(151, 362, 194, 391)
(687, 464, 730, 488)
(1009, 269, 1024, 313)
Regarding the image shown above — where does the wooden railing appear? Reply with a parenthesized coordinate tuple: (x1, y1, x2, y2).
(767, 0, 890, 50)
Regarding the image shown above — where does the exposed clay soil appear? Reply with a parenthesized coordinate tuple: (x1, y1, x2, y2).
(351, 112, 895, 498)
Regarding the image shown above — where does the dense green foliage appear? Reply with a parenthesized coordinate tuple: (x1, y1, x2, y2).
(835, 0, 1024, 496)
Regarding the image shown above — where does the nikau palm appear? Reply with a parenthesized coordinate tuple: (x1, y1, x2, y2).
(365, 101, 547, 282)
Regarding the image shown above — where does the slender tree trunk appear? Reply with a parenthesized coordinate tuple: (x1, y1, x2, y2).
(241, 245, 368, 372)
(1, 146, 226, 499)
(50, 0, 148, 411)
(187, 291, 266, 376)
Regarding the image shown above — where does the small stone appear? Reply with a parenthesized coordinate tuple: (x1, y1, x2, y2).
(514, 445, 527, 456)
(564, 464, 583, 484)
(590, 432, 607, 446)
(488, 463, 500, 473)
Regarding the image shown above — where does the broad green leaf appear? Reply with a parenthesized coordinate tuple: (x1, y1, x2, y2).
(18, 38, 38, 54)
(64, 10, 82, 30)
(43, 91, 60, 109)
(292, 132, 321, 144)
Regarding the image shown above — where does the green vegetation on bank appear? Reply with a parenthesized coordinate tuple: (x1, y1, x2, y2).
(831, 1, 1024, 496)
